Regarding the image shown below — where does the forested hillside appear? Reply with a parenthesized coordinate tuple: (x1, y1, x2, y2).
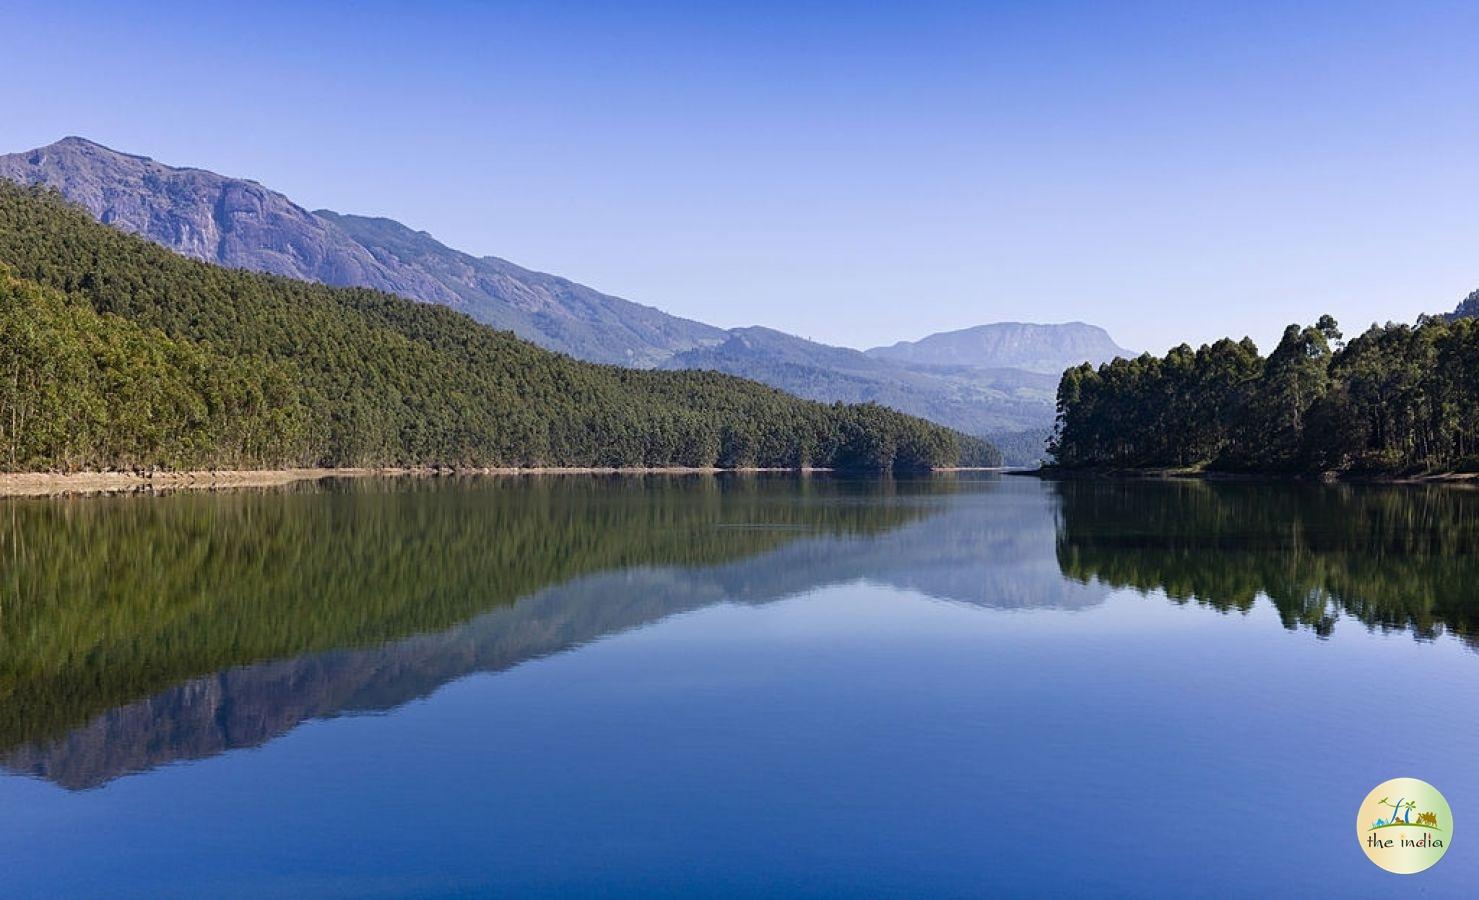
(0, 137, 725, 366)
(0, 183, 996, 472)
(2, 140, 1131, 452)
(1049, 313, 1479, 475)
(0, 272, 302, 470)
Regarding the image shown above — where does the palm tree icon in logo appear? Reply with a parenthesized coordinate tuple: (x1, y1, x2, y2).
(1371, 796, 1432, 830)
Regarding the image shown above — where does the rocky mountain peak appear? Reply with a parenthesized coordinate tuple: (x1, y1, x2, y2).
(0, 137, 462, 305)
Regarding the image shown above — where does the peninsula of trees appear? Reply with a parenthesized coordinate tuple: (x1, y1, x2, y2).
(0, 183, 997, 473)
(1048, 311, 1479, 475)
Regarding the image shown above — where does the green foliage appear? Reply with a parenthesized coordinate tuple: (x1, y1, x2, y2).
(0, 271, 305, 469)
(0, 182, 987, 472)
(1049, 314, 1479, 475)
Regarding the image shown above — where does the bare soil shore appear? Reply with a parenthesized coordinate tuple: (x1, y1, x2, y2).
(0, 466, 836, 497)
(0, 465, 1025, 498)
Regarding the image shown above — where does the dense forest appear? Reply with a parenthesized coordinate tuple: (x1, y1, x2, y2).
(0, 183, 997, 472)
(1049, 311, 1479, 474)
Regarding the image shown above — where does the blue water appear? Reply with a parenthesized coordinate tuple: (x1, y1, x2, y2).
(0, 475, 1474, 897)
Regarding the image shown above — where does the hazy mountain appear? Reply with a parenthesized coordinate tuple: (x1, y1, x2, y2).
(867, 322, 1132, 374)
(666, 322, 1137, 462)
(0, 137, 722, 366)
(663, 326, 1060, 435)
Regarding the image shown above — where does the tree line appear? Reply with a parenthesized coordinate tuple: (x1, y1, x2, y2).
(0, 183, 997, 472)
(1049, 311, 1479, 474)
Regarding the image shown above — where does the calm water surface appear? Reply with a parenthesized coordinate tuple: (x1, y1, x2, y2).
(2, 474, 1476, 897)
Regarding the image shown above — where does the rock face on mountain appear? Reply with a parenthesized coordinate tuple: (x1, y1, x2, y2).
(0, 137, 459, 304)
(0, 137, 722, 366)
(318, 211, 724, 367)
(1447, 288, 1479, 321)
(664, 326, 1061, 435)
(867, 322, 1132, 374)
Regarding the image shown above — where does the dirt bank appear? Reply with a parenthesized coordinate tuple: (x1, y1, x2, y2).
(0, 466, 838, 497)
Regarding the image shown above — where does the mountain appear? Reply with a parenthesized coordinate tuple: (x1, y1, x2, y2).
(0, 180, 988, 472)
(867, 322, 1132, 374)
(0, 137, 457, 303)
(1447, 288, 1479, 321)
(315, 211, 724, 367)
(663, 327, 1060, 435)
(664, 323, 1131, 462)
(0, 137, 1124, 461)
(0, 137, 722, 366)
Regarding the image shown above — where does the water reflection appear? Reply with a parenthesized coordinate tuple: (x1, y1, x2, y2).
(1053, 479, 1479, 644)
(4, 474, 1093, 788)
(9, 475, 1479, 791)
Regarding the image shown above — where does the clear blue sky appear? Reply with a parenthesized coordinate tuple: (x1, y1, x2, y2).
(4, 1, 1478, 353)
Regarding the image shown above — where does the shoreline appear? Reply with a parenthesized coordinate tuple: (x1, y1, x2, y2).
(0, 466, 821, 497)
(1014, 466, 1479, 485)
(0, 465, 1016, 497)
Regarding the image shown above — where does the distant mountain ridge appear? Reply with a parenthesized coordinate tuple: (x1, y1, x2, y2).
(0, 136, 460, 304)
(663, 327, 1062, 435)
(867, 322, 1132, 374)
(314, 210, 725, 366)
(0, 137, 722, 366)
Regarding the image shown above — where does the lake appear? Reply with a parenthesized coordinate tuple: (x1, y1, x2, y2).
(1, 474, 1475, 897)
